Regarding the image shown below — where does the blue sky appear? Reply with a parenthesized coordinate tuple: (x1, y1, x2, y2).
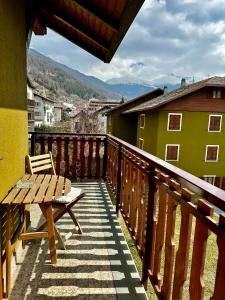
(31, 0, 225, 84)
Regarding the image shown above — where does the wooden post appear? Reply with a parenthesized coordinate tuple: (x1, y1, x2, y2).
(6, 205, 12, 298)
(116, 143, 122, 214)
(0, 205, 3, 300)
(30, 133, 35, 156)
(141, 166, 156, 289)
(102, 136, 108, 180)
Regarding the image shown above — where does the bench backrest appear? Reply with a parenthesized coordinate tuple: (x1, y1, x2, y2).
(26, 152, 56, 175)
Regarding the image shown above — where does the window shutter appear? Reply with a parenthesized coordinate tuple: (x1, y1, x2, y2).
(169, 114, 181, 130)
(167, 145, 178, 160)
(209, 116, 221, 131)
(214, 177, 220, 187)
(222, 177, 225, 190)
(206, 146, 218, 161)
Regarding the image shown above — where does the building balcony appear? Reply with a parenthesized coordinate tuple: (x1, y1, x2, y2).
(2, 132, 225, 299)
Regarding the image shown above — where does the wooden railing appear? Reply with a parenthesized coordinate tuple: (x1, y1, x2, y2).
(106, 134, 225, 300)
(29, 132, 107, 179)
(29, 132, 225, 299)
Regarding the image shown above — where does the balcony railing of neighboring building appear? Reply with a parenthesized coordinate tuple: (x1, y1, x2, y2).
(27, 132, 225, 299)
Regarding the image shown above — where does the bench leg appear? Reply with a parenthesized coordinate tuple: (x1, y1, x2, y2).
(67, 209, 82, 234)
(42, 203, 57, 264)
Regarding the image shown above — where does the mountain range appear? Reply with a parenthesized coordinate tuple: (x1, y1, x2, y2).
(27, 49, 180, 102)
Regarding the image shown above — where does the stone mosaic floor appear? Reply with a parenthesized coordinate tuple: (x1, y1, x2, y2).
(9, 181, 148, 299)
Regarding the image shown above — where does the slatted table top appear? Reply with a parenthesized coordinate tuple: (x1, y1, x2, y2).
(0, 174, 71, 205)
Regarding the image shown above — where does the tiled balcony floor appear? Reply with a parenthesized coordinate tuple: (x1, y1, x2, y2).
(9, 181, 148, 299)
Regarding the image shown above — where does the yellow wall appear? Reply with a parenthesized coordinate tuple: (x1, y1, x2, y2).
(0, 0, 28, 199)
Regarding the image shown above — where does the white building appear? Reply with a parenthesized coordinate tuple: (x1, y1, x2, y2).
(27, 78, 35, 132)
(34, 92, 56, 127)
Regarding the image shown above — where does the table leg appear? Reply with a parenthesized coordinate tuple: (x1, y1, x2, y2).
(6, 205, 12, 298)
(43, 203, 57, 264)
(39, 204, 66, 250)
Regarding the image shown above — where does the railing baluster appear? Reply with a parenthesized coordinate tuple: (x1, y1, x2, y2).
(142, 166, 157, 290)
(102, 136, 107, 179)
(172, 188, 194, 300)
(30, 133, 35, 156)
(80, 138, 85, 179)
(47, 136, 53, 153)
(189, 199, 214, 300)
(88, 138, 93, 179)
(72, 138, 77, 178)
(161, 179, 179, 299)
(56, 137, 62, 175)
(211, 215, 225, 300)
(40, 136, 45, 154)
(64, 137, 69, 177)
(95, 138, 101, 179)
(153, 173, 169, 289)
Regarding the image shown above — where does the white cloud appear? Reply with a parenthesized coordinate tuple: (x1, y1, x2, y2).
(30, 0, 225, 84)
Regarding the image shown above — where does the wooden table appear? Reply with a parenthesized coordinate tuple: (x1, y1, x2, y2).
(0, 174, 71, 298)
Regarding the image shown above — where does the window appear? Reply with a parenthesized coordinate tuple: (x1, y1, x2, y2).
(165, 144, 180, 161)
(167, 113, 182, 131)
(140, 114, 145, 128)
(213, 88, 222, 99)
(203, 175, 216, 185)
(208, 115, 222, 132)
(205, 145, 219, 162)
(139, 138, 144, 150)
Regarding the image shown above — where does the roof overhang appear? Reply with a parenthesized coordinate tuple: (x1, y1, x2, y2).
(27, 0, 145, 63)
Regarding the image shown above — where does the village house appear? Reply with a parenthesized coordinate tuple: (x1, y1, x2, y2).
(107, 88, 163, 144)
(33, 91, 56, 127)
(108, 77, 225, 189)
(27, 77, 35, 132)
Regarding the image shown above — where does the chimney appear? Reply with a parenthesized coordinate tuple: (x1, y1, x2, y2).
(163, 86, 168, 94)
(181, 78, 186, 88)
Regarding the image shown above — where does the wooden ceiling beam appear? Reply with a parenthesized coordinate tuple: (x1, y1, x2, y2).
(33, 17, 47, 35)
(71, 0, 119, 32)
(40, 4, 110, 51)
(43, 14, 106, 62)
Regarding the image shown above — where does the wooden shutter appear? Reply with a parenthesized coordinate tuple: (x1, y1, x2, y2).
(214, 177, 220, 187)
(166, 145, 178, 160)
(222, 177, 225, 190)
(206, 146, 218, 161)
(209, 116, 221, 131)
(169, 114, 181, 130)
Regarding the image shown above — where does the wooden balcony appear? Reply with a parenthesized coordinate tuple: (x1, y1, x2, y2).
(3, 132, 225, 299)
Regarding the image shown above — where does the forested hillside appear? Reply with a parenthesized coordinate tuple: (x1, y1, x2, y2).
(27, 49, 121, 102)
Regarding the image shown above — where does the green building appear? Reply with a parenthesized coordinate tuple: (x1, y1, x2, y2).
(108, 77, 225, 189)
(107, 88, 163, 145)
